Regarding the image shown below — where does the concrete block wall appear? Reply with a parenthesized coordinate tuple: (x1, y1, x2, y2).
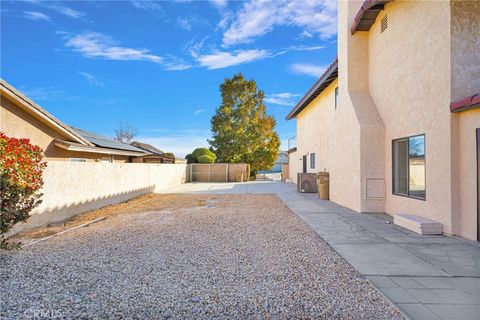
(12, 161, 189, 234)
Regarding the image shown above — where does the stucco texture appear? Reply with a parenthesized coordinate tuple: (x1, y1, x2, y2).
(11, 162, 189, 234)
(450, 0, 480, 102)
(291, 0, 479, 240)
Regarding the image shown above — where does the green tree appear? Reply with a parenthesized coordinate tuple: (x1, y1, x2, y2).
(209, 74, 280, 175)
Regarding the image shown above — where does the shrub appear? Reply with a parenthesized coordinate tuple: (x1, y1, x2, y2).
(192, 148, 216, 161)
(0, 132, 46, 249)
(186, 148, 217, 163)
(185, 153, 196, 164)
(197, 155, 215, 164)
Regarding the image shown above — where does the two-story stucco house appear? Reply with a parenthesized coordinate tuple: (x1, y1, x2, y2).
(287, 0, 479, 241)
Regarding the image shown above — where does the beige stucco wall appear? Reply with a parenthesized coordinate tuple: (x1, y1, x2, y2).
(454, 110, 480, 240)
(1, 94, 66, 158)
(450, 1, 480, 240)
(337, 0, 386, 213)
(295, 80, 338, 175)
(289, 0, 479, 239)
(11, 162, 189, 234)
(367, 0, 456, 233)
(287, 150, 300, 182)
(450, 0, 480, 102)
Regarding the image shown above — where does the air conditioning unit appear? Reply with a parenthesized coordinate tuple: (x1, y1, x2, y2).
(297, 173, 318, 193)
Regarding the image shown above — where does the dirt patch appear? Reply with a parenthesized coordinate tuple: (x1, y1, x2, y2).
(10, 194, 223, 243)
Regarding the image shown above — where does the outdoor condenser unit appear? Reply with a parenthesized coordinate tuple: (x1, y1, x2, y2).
(297, 173, 318, 193)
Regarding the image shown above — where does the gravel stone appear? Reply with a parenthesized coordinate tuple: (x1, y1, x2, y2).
(0, 194, 403, 319)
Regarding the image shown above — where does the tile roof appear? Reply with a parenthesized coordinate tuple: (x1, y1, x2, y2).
(450, 94, 480, 113)
(285, 58, 338, 120)
(351, 0, 392, 34)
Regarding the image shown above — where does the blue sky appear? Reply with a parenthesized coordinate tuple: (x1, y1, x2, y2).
(1, 0, 338, 156)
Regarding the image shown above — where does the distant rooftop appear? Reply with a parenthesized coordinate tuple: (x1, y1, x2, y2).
(131, 141, 165, 155)
(72, 127, 145, 153)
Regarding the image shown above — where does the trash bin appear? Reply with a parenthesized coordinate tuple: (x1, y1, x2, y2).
(317, 172, 329, 200)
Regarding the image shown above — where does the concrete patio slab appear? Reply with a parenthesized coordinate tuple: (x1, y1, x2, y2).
(160, 181, 480, 319)
(397, 303, 440, 320)
(332, 243, 449, 276)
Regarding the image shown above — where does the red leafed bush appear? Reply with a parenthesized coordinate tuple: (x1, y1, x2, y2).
(0, 132, 47, 248)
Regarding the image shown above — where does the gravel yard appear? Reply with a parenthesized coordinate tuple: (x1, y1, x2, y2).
(1, 194, 402, 319)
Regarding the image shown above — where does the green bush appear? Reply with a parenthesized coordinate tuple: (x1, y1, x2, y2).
(187, 148, 217, 163)
(197, 155, 215, 164)
(185, 153, 196, 164)
(192, 148, 216, 160)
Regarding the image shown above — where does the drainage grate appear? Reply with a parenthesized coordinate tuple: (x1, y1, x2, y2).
(381, 15, 388, 33)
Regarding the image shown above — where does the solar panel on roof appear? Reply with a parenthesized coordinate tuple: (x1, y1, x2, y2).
(72, 127, 145, 153)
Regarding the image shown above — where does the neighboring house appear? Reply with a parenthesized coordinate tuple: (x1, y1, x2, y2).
(1, 79, 148, 162)
(271, 151, 288, 172)
(258, 151, 288, 173)
(131, 141, 176, 164)
(287, 0, 479, 241)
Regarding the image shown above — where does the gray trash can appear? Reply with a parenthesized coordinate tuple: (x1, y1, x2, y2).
(317, 172, 329, 200)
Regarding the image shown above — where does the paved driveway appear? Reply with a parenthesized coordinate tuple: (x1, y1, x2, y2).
(1, 193, 400, 319)
(163, 182, 480, 320)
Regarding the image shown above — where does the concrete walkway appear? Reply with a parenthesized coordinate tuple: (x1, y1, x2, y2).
(162, 181, 480, 320)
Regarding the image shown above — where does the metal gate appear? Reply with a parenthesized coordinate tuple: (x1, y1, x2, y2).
(189, 163, 249, 183)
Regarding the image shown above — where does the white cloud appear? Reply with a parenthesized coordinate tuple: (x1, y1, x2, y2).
(265, 92, 300, 106)
(196, 49, 270, 69)
(137, 129, 211, 157)
(210, 0, 227, 9)
(64, 32, 163, 63)
(163, 55, 192, 71)
(288, 45, 324, 52)
(290, 63, 327, 77)
(48, 4, 85, 18)
(222, 0, 337, 46)
(164, 62, 192, 71)
(78, 71, 104, 87)
(131, 1, 163, 11)
(21, 86, 68, 101)
(194, 109, 205, 116)
(28, 2, 85, 19)
(177, 17, 193, 31)
(23, 11, 50, 21)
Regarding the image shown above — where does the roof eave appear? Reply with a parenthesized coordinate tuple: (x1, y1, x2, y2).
(1, 80, 93, 146)
(286, 59, 338, 120)
(450, 94, 480, 113)
(350, 0, 393, 34)
(55, 139, 149, 157)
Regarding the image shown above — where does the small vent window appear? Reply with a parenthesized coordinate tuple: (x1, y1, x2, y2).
(381, 15, 388, 33)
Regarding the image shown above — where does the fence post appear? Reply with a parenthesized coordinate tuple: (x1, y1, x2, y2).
(226, 164, 229, 182)
(208, 164, 211, 182)
(190, 164, 193, 182)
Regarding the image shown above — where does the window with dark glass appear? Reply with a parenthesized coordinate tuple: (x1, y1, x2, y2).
(335, 87, 339, 109)
(392, 135, 425, 199)
(310, 153, 316, 169)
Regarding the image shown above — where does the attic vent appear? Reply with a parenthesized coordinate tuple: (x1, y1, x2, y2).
(381, 15, 388, 33)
